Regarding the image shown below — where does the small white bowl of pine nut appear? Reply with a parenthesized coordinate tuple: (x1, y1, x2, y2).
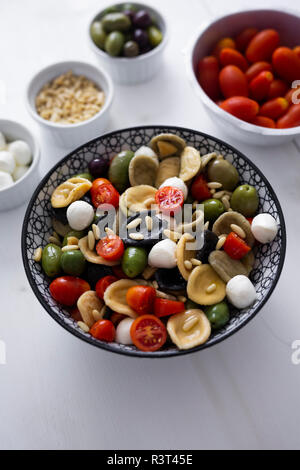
(26, 61, 114, 149)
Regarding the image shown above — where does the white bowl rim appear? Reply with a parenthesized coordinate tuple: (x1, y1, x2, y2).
(0, 118, 40, 193)
(186, 7, 300, 137)
(25, 60, 114, 130)
(88, 1, 168, 63)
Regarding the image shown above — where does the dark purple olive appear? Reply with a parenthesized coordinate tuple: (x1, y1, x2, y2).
(123, 9, 135, 22)
(139, 44, 151, 55)
(88, 156, 109, 178)
(133, 28, 149, 48)
(133, 10, 152, 28)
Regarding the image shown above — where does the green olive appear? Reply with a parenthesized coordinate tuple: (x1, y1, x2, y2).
(72, 172, 93, 181)
(60, 250, 86, 276)
(62, 230, 86, 246)
(102, 6, 120, 15)
(207, 159, 239, 191)
(122, 3, 138, 12)
(147, 26, 163, 47)
(122, 247, 148, 278)
(123, 40, 139, 57)
(230, 184, 259, 217)
(203, 198, 225, 223)
(42, 244, 62, 278)
(108, 150, 134, 192)
(105, 31, 125, 56)
(205, 301, 230, 329)
(102, 13, 131, 33)
(90, 21, 107, 49)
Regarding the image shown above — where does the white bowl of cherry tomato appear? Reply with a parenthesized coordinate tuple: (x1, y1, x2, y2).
(186, 8, 300, 146)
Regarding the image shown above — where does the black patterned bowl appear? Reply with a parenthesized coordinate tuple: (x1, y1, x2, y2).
(21, 126, 286, 358)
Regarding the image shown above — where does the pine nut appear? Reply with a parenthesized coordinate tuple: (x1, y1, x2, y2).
(129, 232, 144, 240)
(184, 260, 193, 270)
(92, 309, 102, 322)
(163, 229, 181, 241)
(182, 315, 199, 332)
(156, 290, 177, 300)
(67, 236, 79, 246)
(208, 182, 222, 189)
(127, 218, 142, 230)
(216, 235, 226, 250)
(213, 190, 226, 199)
(210, 189, 216, 195)
(77, 321, 89, 333)
(88, 230, 95, 251)
(177, 296, 187, 303)
(48, 235, 62, 246)
(230, 224, 246, 238)
(92, 223, 100, 240)
(142, 266, 157, 280)
(206, 283, 216, 294)
(222, 196, 230, 210)
(100, 305, 107, 317)
(204, 221, 209, 230)
(61, 244, 79, 252)
(33, 247, 42, 262)
(191, 258, 202, 266)
(105, 227, 115, 237)
(145, 215, 153, 231)
(152, 280, 159, 289)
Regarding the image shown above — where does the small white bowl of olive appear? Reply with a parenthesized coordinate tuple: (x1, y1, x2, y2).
(88, 2, 168, 85)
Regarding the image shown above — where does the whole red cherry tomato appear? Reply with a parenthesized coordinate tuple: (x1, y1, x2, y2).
(154, 298, 185, 318)
(219, 48, 248, 72)
(251, 116, 276, 128)
(259, 97, 289, 119)
(223, 232, 251, 260)
(130, 315, 167, 352)
(197, 56, 220, 101)
(272, 47, 300, 83)
(90, 178, 119, 209)
(96, 235, 124, 261)
(267, 79, 289, 99)
(236, 27, 258, 52)
(95, 275, 118, 299)
(213, 37, 236, 57)
(219, 65, 248, 98)
(126, 285, 156, 315)
(249, 70, 273, 101)
(90, 319, 115, 342)
(191, 174, 211, 201)
(155, 186, 184, 215)
(277, 104, 300, 128)
(110, 312, 127, 326)
(49, 276, 90, 306)
(220, 96, 259, 121)
(245, 61, 272, 83)
(285, 86, 300, 105)
(294, 46, 300, 59)
(246, 29, 279, 63)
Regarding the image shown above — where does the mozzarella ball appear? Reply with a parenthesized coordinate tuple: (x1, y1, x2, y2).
(0, 132, 6, 149)
(148, 239, 177, 268)
(13, 165, 28, 181)
(160, 177, 188, 200)
(67, 200, 94, 230)
(0, 171, 13, 190)
(226, 275, 256, 309)
(0, 151, 15, 174)
(251, 213, 278, 244)
(8, 140, 32, 166)
(115, 318, 134, 345)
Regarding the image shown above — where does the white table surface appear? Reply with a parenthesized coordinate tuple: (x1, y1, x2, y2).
(0, 0, 300, 451)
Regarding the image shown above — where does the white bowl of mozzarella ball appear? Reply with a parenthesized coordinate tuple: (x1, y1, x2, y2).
(0, 120, 40, 211)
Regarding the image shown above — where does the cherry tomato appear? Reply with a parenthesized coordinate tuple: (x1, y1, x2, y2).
(90, 178, 119, 209)
(267, 79, 288, 99)
(277, 104, 300, 128)
(236, 27, 258, 52)
(90, 319, 115, 342)
(126, 285, 156, 315)
(191, 174, 211, 201)
(219, 65, 248, 98)
(69, 306, 82, 322)
(245, 61, 272, 83)
(197, 56, 220, 101)
(246, 217, 253, 224)
(220, 97, 259, 121)
(130, 315, 167, 352)
(49, 276, 90, 306)
(96, 235, 124, 261)
(112, 265, 129, 279)
(219, 48, 248, 72)
(213, 37, 236, 57)
(155, 186, 184, 215)
(249, 71, 273, 101)
(285, 87, 300, 105)
(223, 232, 251, 260)
(95, 275, 118, 299)
(154, 298, 185, 318)
(110, 312, 127, 326)
(272, 47, 300, 83)
(251, 116, 276, 128)
(246, 29, 279, 63)
(259, 97, 289, 119)
(294, 46, 300, 59)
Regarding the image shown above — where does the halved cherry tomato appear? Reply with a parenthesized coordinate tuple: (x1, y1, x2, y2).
(95, 275, 118, 299)
(272, 47, 300, 83)
(96, 235, 124, 261)
(246, 29, 279, 63)
(223, 232, 251, 260)
(130, 315, 167, 352)
(236, 27, 258, 52)
(155, 186, 184, 215)
(213, 37, 236, 57)
(268, 79, 288, 99)
(251, 116, 276, 128)
(249, 71, 273, 101)
(191, 174, 211, 201)
(277, 104, 300, 129)
(154, 298, 185, 318)
(126, 285, 156, 315)
(259, 97, 289, 119)
(220, 96, 259, 121)
(90, 319, 115, 342)
(197, 56, 220, 101)
(90, 178, 119, 209)
(219, 65, 248, 98)
(245, 61, 273, 83)
(49, 276, 90, 306)
(219, 48, 248, 72)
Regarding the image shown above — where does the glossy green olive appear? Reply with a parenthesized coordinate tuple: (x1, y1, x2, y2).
(230, 184, 259, 217)
(207, 159, 239, 191)
(122, 247, 148, 278)
(205, 301, 230, 329)
(62, 230, 86, 247)
(102, 13, 131, 33)
(90, 21, 107, 49)
(147, 26, 163, 47)
(60, 250, 86, 276)
(42, 244, 62, 278)
(73, 172, 93, 181)
(105, 31, 125, 56)
(108, 150, 134, 192)
(203, 198, 225, 222)
(123, 40, 139, 57)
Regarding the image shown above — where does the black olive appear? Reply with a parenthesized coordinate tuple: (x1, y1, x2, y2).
(81, 193, 92, 205)
(196, 230, 218, 263)
(121, 210, 168, 247)
(52, 206, 68, 225)
(155, 267, 187, 292)
(84, 263, 113, 289)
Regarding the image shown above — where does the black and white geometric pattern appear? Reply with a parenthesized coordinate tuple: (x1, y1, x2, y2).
(21, 126, 286, 358)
